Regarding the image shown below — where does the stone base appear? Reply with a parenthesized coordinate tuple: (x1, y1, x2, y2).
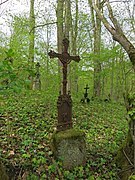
(50, 128, 86, 170)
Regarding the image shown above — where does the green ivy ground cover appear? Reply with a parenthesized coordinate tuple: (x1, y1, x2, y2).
(0, 91, 128, 179)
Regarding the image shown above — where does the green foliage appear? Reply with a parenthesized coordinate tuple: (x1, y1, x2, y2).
(48, 162, 57, 174)
(9, 15, 29, 65)
(0, 50, 34, 94)
(129, 175, 135, 180)
(0, 91, 128, 179)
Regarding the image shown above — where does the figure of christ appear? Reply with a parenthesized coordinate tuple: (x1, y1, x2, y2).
(48, 38, 80, 95)
(48, 38, 80, 131)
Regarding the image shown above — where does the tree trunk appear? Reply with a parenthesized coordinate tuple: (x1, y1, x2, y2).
(29, 0, 35, 89)
(56, 0, 73, 93)
(70, 0, 79, 93)
(88, 0, 102, 98)
(101, 72, 105, 98)
(56, 0, 64, 54)
(64, 0, 71, 39)
(115, 64, 120, 101)
(64, 0, 71, 91)
(45, 23, 50, 89)
(56, 0, 64, 92)
(110, 58, 114, 99)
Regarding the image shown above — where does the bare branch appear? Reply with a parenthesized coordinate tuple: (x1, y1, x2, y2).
(92, 2, 116, 35)
(109, 0, 131, 2)
(29, 21, 57, 34)
(123, 149, 134, 167)
(91, 0, 135, 70)
(101, 0, 107, 6)
(0, 0, 9, 6)
(106, 0, 123, 34)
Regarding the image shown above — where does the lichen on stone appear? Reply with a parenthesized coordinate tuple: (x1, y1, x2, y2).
(50, 128, 86, 169)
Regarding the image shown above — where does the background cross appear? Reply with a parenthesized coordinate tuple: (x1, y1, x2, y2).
(84, 84, 89, 94)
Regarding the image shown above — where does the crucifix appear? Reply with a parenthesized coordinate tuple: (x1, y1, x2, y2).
(48, 38, 80, 131)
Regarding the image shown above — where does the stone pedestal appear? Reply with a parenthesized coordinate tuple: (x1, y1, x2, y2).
(50, 129, 86, 170)
(57, 94, 72, 131)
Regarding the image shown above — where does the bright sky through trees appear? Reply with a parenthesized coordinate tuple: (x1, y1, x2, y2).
(0, 0, 29, 34)
(0, 0, 134, 48)
(0, 0, 56, 35)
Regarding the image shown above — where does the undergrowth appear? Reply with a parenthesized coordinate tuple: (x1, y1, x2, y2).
(0, 91, 128, 179)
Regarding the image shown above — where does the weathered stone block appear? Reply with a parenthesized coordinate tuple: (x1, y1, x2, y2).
(50, 128, 86, 170)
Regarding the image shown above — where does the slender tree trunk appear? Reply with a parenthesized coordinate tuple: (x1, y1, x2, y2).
(88, 0, 102, 98)
(70, 0, 79, 93)
(56, 0, 64, 92)
(64, 0, 71, 39)
(110, 58, 114, 99)
(64, 0, 71, 91)
(93, 14, 102, 97)
(101, 71, 105, 98)
(29, 0, 35, 89)
(45, 23, 50, 89)
(115, 57, 120, 101)
(56, 0, 64, 54)
(46, 24, 49, 74)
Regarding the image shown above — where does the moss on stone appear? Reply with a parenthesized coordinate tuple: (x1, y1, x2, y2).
(50, 128, 85, 152)
(54, 128, 85, 141)
(50, 128, 86, 170)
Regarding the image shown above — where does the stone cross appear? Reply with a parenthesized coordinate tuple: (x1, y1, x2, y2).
(48, 38, 80, 131)
(48, 38, 80, 95)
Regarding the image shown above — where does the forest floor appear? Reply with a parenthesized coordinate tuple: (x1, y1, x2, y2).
(0, 91, 128, 180)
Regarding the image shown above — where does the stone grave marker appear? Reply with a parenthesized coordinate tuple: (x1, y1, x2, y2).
(48, 38, 86, 169)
